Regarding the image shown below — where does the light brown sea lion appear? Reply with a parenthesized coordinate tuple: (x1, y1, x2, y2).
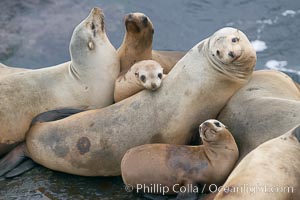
(218, 70, 300, 160)
(214, 124, 300, 200)
(117, 12, 186, 74)
(0, 27, 256, 176)
(114, 60, 164, 102)
(0, 7, 120, 155)
(121, 119, 239, 200)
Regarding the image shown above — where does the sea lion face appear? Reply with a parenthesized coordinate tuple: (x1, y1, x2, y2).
(70, 7, 106, 65)
(199, 119, 229, 143)
(125, 12, 154, 34)
(134, 60, 163, 90)
(208, 27, 256, 78)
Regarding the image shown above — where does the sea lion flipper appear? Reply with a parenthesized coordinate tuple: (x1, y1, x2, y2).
(31, 108, 86, 124)
(5, 159, 36, 178)
(0, 143, 27, 177)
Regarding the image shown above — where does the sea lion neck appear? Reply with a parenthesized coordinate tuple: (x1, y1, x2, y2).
(123, 32, 153, 52)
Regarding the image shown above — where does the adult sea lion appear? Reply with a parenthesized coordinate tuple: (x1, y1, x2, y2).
(0, 27, 256, 176)
(114, 60, 164, 102)
(218, 70, 300, 160)
(214, 124, 300, 200)
(121, 119, 239, 200)
(0, 7, 120, 155)
(117, 12, 186, 74)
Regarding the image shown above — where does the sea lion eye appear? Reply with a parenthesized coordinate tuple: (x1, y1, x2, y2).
(140, 75, 146, 83)
(232, 37, 239, 43)
(91, 22, 95, 30)
(158, 73, 162, 79)
(214, 121, 221, 127)
(216, 50, 220, 55)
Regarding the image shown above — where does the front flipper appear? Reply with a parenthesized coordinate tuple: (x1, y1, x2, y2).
(5, 159, 36, 178)
(31, 108, 86, 124)
(0, 143, 27, 176)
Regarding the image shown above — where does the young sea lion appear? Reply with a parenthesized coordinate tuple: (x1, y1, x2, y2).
(121, 120, 239, 200)
(114, 60, 164, 102)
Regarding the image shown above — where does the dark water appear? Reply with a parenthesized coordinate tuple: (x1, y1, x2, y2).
(0, 0, 300, 199)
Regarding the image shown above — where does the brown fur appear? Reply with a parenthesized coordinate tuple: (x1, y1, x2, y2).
(117, 12, 185, 74)
(114, 60, 164, 102)
(121, 120, 239, 195)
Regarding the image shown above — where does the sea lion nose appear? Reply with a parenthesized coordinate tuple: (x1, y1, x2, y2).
(128, 13, 133, 19)
(228, 51, 235, 58)
(151, 83, 157, 89)
(142, 16, 148, 26)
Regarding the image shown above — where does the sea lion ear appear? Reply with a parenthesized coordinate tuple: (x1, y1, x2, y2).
(135, 72, 139, 78)
(88, 41, 94, 50)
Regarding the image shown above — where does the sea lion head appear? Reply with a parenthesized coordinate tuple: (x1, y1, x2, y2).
(199, 119, 231, 144)
(206, 27, 257, 80)
(124, 12, 154, 49)
(134, 60, 164, 90)
(69, 7, 107, 66)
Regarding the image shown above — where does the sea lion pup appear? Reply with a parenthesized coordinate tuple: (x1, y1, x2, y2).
(117, 12, 185, 74)
(114, 60, 164, 102)
(214, 124, 300, 200)
(218, 70, 300, 160)
(0, 27, 256, 177)
(121, 120, 239, 200)
(0, 7, 120, 155)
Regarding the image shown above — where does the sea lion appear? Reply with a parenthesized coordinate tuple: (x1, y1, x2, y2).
(0, 27, 256, 176)
(0, 7, 120, 155)
(117, 12, 186, 74)
(218, 70, 300, 160)
(114, 60, 164, 102)
(121, 119, 239, 200)
(214, 124, 300, 200)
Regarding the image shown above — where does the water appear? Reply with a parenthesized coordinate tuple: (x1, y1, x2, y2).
(0, 0, 300, 199)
